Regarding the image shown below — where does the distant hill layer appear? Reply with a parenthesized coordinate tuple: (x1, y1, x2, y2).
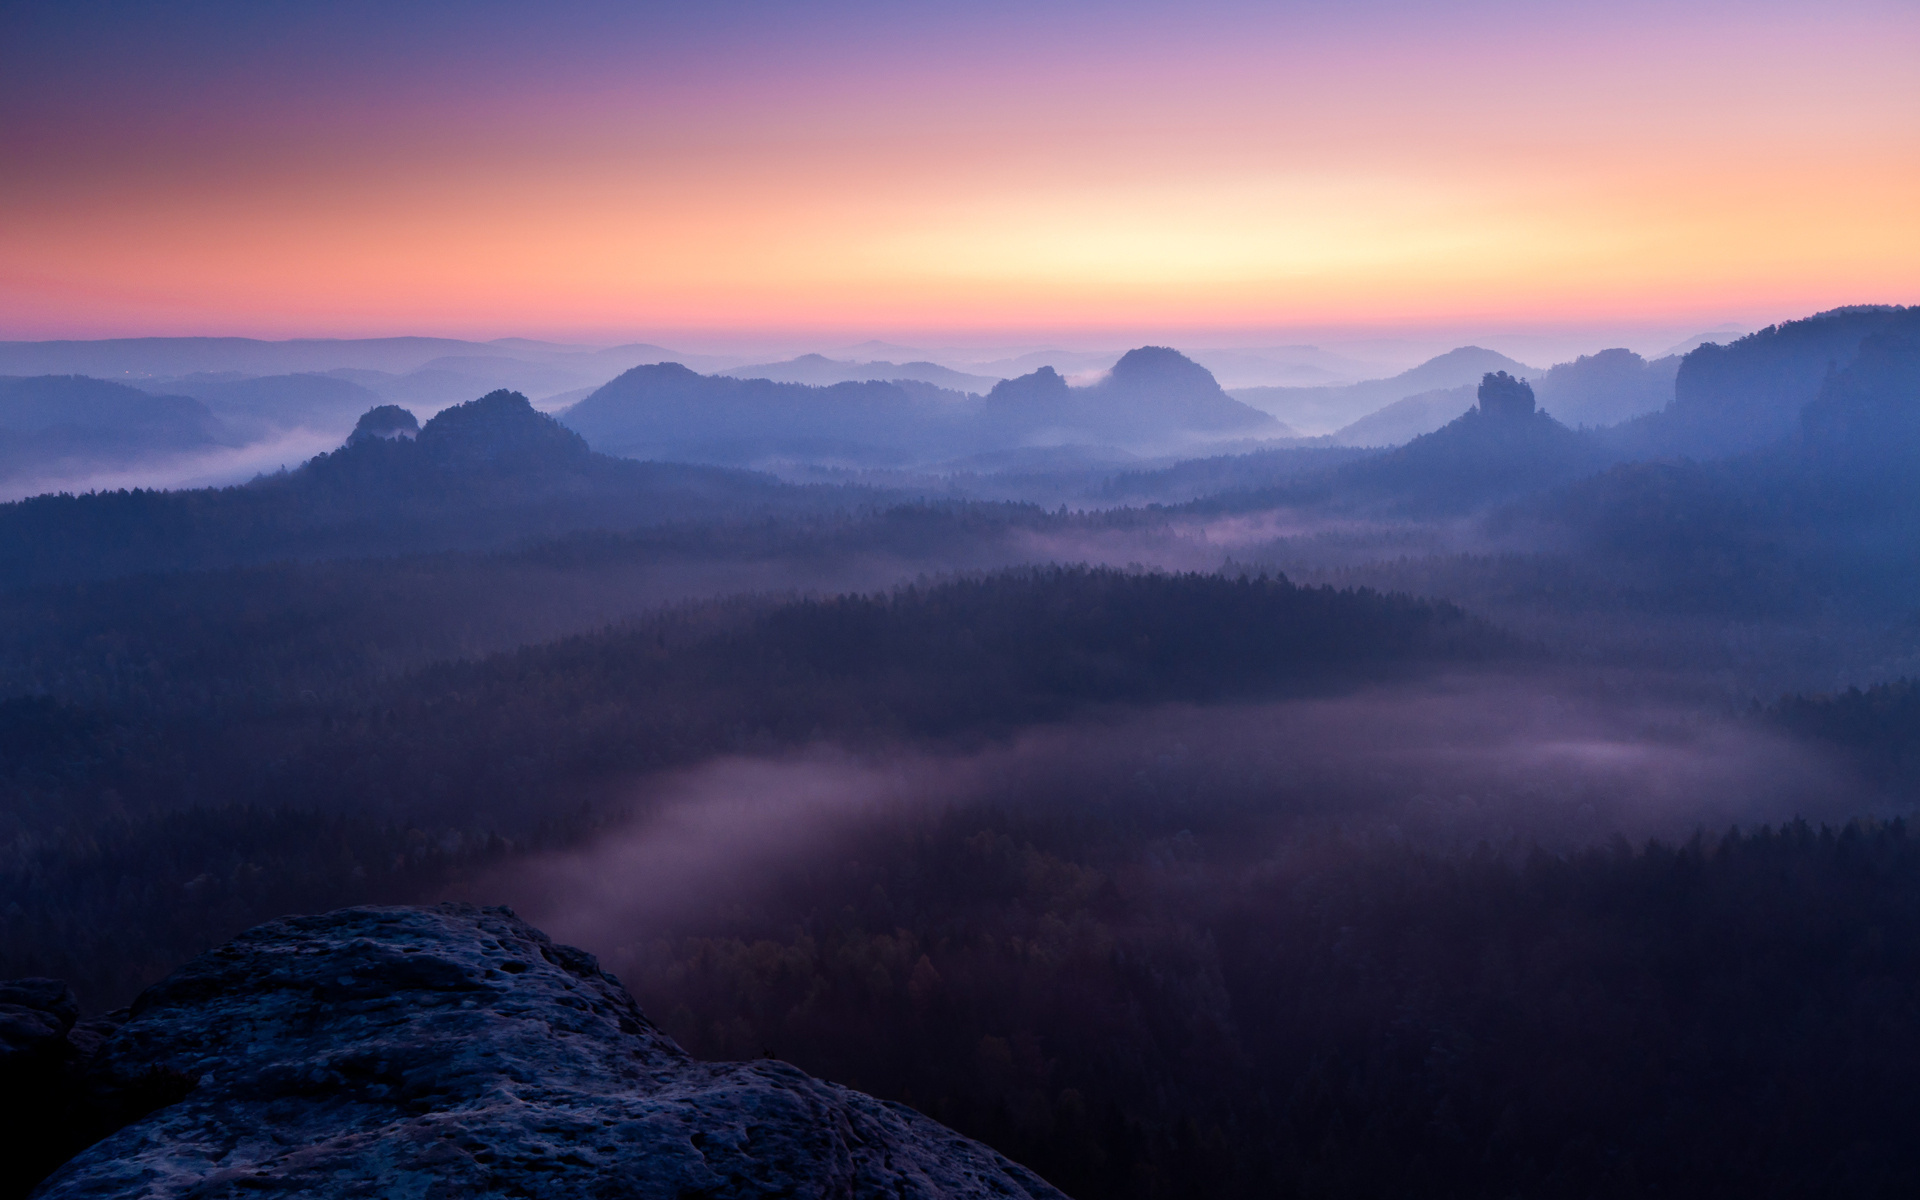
(0, 336, 708, 378)
(0, 391, 838, 588)
(152, 373, 384, 438)
(1189, 373, 1619, 516)
(0, 376, 232, 488)
(1545, 311, 1920, 615)
(563, 346, 1284, 467)
(1604, 306, 1914, 459)
(1326, 349, 1679, 448)
(722, 353, 1003, 392)
(1231, 347, 1539, 434)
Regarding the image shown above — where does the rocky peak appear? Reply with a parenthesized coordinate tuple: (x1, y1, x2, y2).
(24, 904, 1069, 1200)
(1476, 371, 1536, 420)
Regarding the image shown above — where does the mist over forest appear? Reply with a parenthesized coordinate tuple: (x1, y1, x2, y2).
(7, 304, 1920, 1198)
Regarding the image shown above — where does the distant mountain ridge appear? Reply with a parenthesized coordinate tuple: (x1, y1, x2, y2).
(1232, 346, 1541, 434)
(1603, 306, 1914, 459)
(722, 353, 1003, 393)
(0, 391, 834, 588)
(562, 346, 1285, 468)
(0, 375, 235, 490)
(0, 336, 720, 379)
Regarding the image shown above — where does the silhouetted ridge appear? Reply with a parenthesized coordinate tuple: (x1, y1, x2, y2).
(1605, 305, 1913, 458)
(1798, 314, 1920, 463)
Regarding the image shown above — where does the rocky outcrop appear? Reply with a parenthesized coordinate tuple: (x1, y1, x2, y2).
(1, 979, 157, 1200)
(26, 904, 1068, 1200)
(1475, 371, 1535, 420)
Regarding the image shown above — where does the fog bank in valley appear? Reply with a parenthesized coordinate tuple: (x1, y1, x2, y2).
(485, 670, 1857, 964)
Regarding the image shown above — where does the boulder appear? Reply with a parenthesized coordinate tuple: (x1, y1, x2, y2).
(29, 904, 1069, 1200)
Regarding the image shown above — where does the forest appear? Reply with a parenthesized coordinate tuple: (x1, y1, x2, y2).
(5, 306, 1920, 1198)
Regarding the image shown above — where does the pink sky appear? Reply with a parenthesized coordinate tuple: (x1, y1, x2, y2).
(3, 0, 1914, 341)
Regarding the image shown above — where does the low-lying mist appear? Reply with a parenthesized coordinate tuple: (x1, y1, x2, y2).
(0, 427, 343, 502)
(480, 669, 1858, 960)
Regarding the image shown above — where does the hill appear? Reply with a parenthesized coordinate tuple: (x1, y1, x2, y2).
(0, 391, 835, 588)
(566, 348, 1283, 468)
(561, 365, 976, 466)
(1329, 384, 1475, 446)
(1268, 347, 1679, 447)
(1531, 348, 1679, 427)
(980, 348, 1285, 449)
(1207, 372, 1613, 516)
(151, 372, 384, 439)
(722, 353, 1002, 392)
(0, 376, 232, 490)
(0, 336, 728, 380)
(1230, 346, 1539, 434)
(1603, 306, 1911, 458)
(1544, 311, 1920, 615)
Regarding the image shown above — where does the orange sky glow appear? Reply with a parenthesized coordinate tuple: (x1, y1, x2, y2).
(3, 0, 1915, 342)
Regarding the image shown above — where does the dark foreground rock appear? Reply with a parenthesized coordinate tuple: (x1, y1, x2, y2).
(25, 904, 1068, 1199)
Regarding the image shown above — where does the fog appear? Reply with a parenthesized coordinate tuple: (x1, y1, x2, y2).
(483, 670, 1858, 963)
(0, 427, 341, 502)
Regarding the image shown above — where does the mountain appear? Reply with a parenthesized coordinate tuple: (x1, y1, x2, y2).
(561, 364, 976, 467)
(0, 338, 740, 389)
(0, 376, 232, 489)
(18, 904, 1066, 1200)
(1659, 327, 1750, 357)
(1531, 348, 1679, 428)
(0, 337, 515, 379)
(1330, 385, 1474, 446)
(1311, 372, 1614, 513)
(1605, 306, 1912, 459)
(984, 349, 1286, 449)
(723, 353, 1002, 392)
(1230, 346, 1540, 434)
(1091, 346, 1284, 438)
(1797, 311, 1920, 485)
(566, 348, 1282, 468)
(1184, 345, 1380, 389)
(0, 391, 827, 588)
(322, 356, 607, 413)
(1544, 311, 1920, 615)
(150, 372, 385, 439)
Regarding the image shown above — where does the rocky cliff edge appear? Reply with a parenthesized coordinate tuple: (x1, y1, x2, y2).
(24, 903, 1069, 1200)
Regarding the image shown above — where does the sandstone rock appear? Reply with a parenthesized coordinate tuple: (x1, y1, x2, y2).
(30, 904, 1069, 1200)
(0, 978, 77, 1065)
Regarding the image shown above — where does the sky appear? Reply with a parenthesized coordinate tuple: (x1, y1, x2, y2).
(2, 0, 1916, 345)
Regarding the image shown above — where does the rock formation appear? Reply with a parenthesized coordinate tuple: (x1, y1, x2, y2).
(1475, 370, 1535, 419)
(23, 904, 1069, 1200)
